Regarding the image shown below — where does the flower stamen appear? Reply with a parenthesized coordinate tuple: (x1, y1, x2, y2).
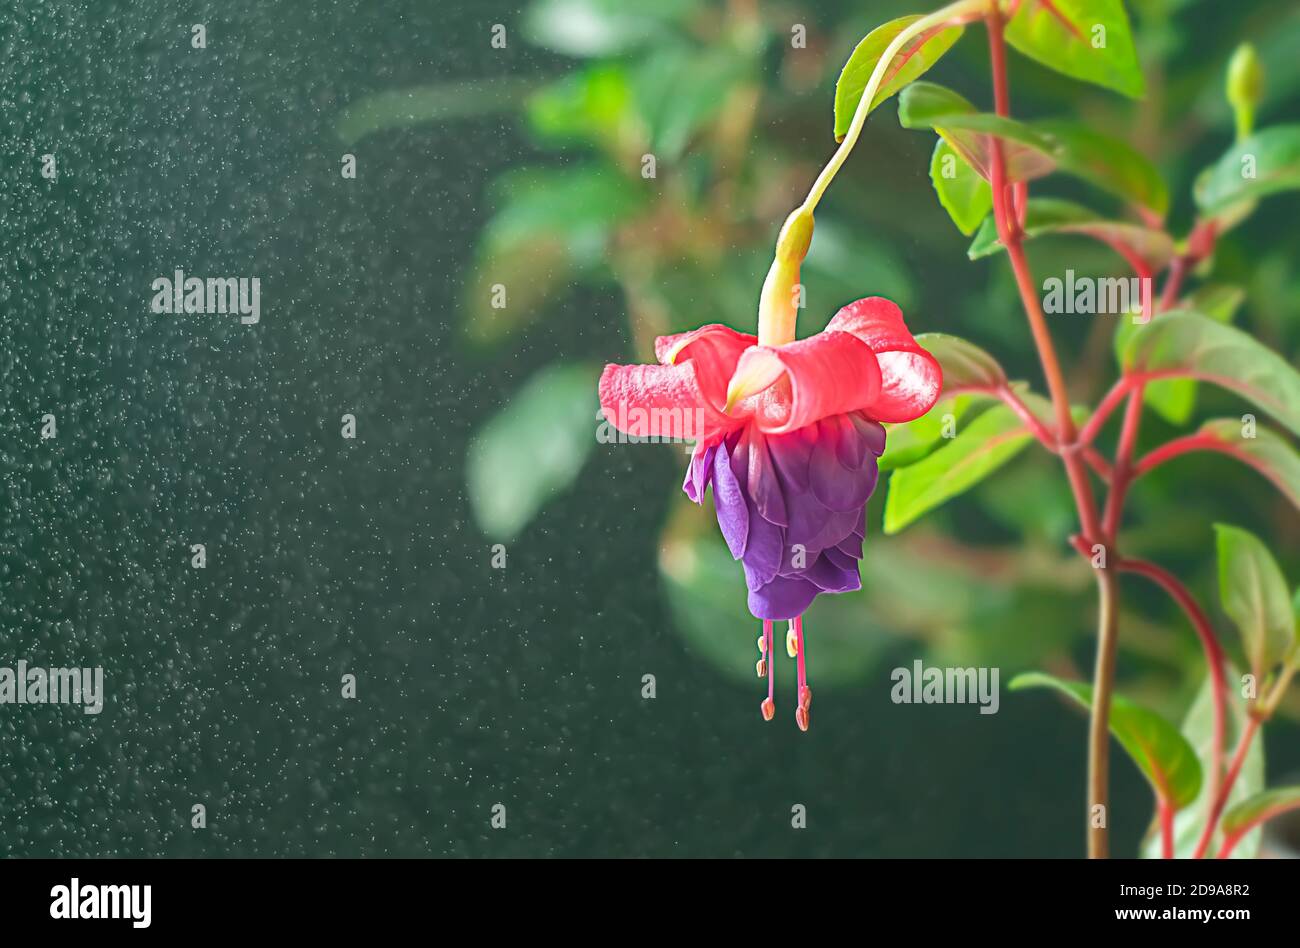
(794, 615, 811, 731)
(760, 620, 776, 721)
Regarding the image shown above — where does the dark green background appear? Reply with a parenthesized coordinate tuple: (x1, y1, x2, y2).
(1, 0, 1296, 856)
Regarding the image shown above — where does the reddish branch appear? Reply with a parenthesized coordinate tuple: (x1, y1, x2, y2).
(1117, 557, 1228, 816)
(1199, 717, 1261, 859)
(986, 6, 1119, 860)
(978, 1, 1250, 862)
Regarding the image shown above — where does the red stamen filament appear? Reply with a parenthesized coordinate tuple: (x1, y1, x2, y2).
(760, 621, 775, 721)
(794, 616, 811, 731)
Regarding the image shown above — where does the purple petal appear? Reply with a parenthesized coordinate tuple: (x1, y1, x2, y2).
(711, 443, 749, 560)
(821, 545, 858, 572)
(682, 442, 717, 503)
(848, 412, 887, 457)
(835, 526, 864, 561)
(747, 574, 821, 621)
(739, 500, 783, 590)
(810, 417, 878, 511)
(747, 431, 788, 527)
(767, 426, 813, 492)
(804, 551, 861, 592)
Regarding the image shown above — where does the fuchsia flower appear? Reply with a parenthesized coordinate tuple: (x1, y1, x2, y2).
(599, 296, 941, 729)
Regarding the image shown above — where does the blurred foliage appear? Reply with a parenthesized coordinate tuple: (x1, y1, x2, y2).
(345, 0, 1300, 754)
(1139, 670, 1265, 858)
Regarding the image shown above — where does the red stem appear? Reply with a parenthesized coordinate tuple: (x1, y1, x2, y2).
(1158, 798, 1175, 859)
(1102, 392, 1143, 541)
(986, 7, 1113, 860)
(1132, 433, 1288, 494)
(994, 384, 1057, 449)
(1133, 434, 1220, 477)
(1076, 377, 1136, 449)
(1159, 256, 1188, 312)
(1196, 717, 1260, 859)
(1082, 447, 1112, 482)
(1217, 830, 1245, 860)
(1116, 557, 1228, 817)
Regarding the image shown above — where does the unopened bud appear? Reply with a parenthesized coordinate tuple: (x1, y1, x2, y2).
(1226, 43, 1264, 140)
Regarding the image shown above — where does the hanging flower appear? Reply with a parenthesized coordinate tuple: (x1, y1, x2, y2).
(599, 295, 941, 728)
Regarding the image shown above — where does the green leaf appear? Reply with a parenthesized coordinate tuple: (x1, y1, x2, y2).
(967, 197, 1174, 268)
(483, 164, 644, 251)
(632, 43, 752, 160)
(879, 393, 985, 472)
(1185, 420, 1300, 511)
(1215, 524, 1296, 680)
(1142, 381, 1198, 428)
(929, 140, 992, 236)
(1112, 293, 1238, 426)
(1119, 310, 1300, 436)
(834, 15, 965, 141)
(1183, 284, 1246, 323)
(1033, 121, 1169, 217)
(1140, 671, 1264, 858)
(466, 363, 599, 539)
(916, 332, 1007, 391)
(1004, 0, 1144, 99)
(1010, 672, 1202, 809)
(1222, 787, 1300, 839)
(1195, 125, 1300, 216)
(464, 164, 644, 343)
(527, 64, 633, 148)
(335, 80, 533, 145)
(898, 83, 1057, 182)
(883, 392, 1053, 533)
(899, 85, 1168, 213)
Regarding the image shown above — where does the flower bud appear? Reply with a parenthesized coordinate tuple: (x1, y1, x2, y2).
(1226, 43, 1264, 140)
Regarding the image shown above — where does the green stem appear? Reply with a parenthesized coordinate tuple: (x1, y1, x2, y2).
(799, 0, 985, 217)
(756, 0, 985, 347)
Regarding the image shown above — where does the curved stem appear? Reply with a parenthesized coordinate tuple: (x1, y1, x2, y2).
(759, 0, 984, 347)
(1197, 717, 1260, 859)
(1132, 433, 1291, 503)
(1117, 556, 1227, 821)
(1133, 434, 1225, 478)
(799, 0, 986, 215)
(1158, 798, 1175, 859)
